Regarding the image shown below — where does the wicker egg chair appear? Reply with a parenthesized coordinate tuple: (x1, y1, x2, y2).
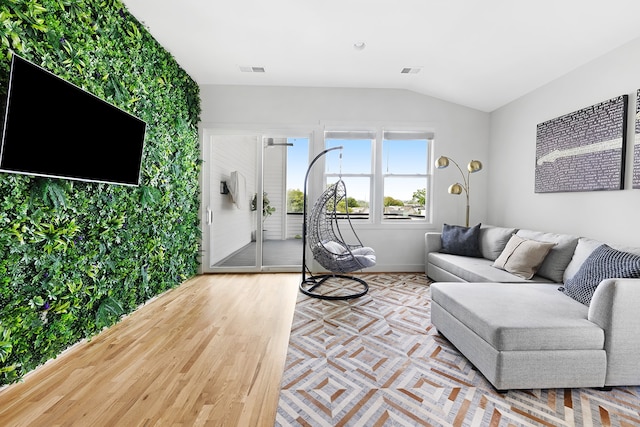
(300, 148, 376, 300)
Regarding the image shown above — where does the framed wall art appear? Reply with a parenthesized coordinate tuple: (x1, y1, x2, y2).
(634, 89, 640, 189)
(535, 95, 628, 193)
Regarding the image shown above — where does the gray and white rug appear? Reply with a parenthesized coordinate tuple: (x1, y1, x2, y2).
(276, 273, 640, 426)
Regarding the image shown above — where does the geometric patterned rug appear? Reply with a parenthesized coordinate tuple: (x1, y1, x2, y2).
(275, 273, 640, 427)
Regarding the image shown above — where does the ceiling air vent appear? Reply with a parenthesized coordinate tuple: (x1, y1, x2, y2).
(239, 66, 266, 73)
(400, 67, 421, 74)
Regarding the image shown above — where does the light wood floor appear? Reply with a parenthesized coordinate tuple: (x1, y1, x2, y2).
(0, 273, 299, 427)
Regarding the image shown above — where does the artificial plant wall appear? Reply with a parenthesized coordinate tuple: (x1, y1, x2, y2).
(0, 0, 201, 385)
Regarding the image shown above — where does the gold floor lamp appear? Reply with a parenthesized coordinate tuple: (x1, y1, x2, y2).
(435, 156, 483, 227)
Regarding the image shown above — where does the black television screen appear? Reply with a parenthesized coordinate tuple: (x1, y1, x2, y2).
(0, 54, 147, 186)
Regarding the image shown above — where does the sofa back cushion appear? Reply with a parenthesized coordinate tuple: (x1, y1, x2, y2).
(516, 229, 579, 283)
(563, 238, 603, 282)
(479, 225, 518, 261)
(564, 237, 640, 282)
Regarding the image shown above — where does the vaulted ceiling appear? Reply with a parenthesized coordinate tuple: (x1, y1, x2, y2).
(123, 0, 640, 112)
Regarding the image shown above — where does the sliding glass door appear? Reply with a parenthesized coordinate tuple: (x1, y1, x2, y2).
(202, 131, 309, 272)
(206, 134, 260, 270)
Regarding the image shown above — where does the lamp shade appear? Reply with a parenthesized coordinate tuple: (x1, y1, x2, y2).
(448, 183, 463, 194)
(467, 160, 482, 173)
(435, 156, 450, 169)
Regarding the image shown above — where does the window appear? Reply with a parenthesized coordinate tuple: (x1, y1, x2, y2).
(382, 131, 432, 221)
(324, 131, 375, 220)
(324, 129, 433, 224)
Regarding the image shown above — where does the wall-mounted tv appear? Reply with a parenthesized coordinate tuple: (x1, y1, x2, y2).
(0, 54, 147, 186)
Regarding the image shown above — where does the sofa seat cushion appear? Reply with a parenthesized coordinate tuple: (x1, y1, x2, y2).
(431, 282, 604, 352)
(428, 252, 553, 283)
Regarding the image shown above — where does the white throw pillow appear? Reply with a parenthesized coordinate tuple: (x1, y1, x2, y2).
(493, 235, 556, 279)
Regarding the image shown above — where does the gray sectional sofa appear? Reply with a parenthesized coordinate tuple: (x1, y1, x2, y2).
(425, 224, 640, 391)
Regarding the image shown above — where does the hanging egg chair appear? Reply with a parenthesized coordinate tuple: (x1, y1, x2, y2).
(300, 147, 376, 300)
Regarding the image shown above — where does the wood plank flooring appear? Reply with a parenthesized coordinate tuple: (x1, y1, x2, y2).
(0, 273, 299, 427)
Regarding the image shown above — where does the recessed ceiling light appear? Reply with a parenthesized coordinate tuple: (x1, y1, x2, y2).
(353, 42, 366, 51)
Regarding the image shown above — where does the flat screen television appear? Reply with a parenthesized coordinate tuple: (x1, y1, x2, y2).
(0, 54, 147, 186)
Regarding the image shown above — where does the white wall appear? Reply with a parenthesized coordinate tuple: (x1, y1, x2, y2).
(199, 86, 490, 271)
(489, 37, 640, 247)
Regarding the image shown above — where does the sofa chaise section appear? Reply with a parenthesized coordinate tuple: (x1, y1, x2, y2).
(431, 282, 607, 390)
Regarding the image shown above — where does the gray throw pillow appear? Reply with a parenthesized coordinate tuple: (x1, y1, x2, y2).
(561, 244, 640, 306)
(440, 223, 482, 257)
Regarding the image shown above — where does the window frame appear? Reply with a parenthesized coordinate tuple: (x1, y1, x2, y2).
(324, 131, 375, 222)
(323, 127, 434, 226)
(381, 130, 433, 223)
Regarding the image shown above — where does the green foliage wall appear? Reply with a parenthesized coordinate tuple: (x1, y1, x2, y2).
(0, 0, 201, 385)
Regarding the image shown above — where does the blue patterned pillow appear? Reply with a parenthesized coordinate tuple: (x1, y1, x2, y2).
(440, 223, 482, 257)
(561, 244, 640, 305)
